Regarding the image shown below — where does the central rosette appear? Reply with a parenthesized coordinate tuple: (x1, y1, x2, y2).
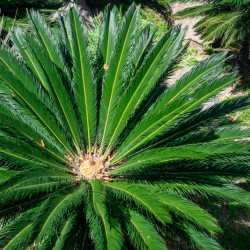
(67, 152, 115, 181)
(79, 158, 104, 179)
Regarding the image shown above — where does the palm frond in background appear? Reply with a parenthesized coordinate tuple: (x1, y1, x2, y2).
(169, 0, 250, 64)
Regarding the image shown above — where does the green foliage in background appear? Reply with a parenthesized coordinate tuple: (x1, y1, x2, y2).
(170, 0, 250, 48)
(0, 3, 249, 249)
(86, 0, 171, 40)
(199, 197, 250, 249)
(0, 0, 64, 37)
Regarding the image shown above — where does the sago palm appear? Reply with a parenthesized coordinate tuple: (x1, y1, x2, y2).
(0, 3, 249, 249)
(170, 0, 250, 47)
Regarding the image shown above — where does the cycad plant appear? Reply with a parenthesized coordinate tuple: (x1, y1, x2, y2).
(0, 3, 249, 249)
(170, 0, 250, 62)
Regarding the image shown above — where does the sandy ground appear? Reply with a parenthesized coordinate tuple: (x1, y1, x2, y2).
(51, 0, 92, 25)
(169, 2, 204, 44)
(167, 3, 207, 85)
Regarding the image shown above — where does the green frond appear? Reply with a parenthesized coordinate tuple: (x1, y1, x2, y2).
(174, 4, 214, 19)
(133, 96, 250, 153)
(0, 168, 17, 183)
(157, 183, 250, 207)
(213, 125, 250, 142)
(84, 188, 106, 249)
(128, 25, 155, 77)
(0, 94, 66, 158)
(52, 214, 82, 250)
(0, 44, 74, 154)
(58, 14, 73, 60)
(13, 24, 82, 153)
(104, 25, 188, 156)
(110, 140, 249, 175)
(28, 10, 70, 77)
(33, 185, 85, 245)
(201, 13, 239, 42)
(98, 4, 140, 155)
(99, 4, 120, 67)
(105, 182, 172, 225)
(91, 180, 123, 250)
(156, 191, 221, 234)
(126, 210, 167, 250)
(25, 11, 83, 152)
(0, 185, 84, 249)
(174, 0, 250, 46)
(11, 28, 46, 90)
(0, 168, 73, 201)
(183, 223, 221, 250)
(0, 135, 69, 173)
(67, 5, 97, 152)
(0, 208, 37, 249)
(111, 53, 236, 163)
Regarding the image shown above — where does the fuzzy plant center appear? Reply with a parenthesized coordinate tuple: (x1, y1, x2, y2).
(67, 153, 114, 181)
(79, 158, 104, 179)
